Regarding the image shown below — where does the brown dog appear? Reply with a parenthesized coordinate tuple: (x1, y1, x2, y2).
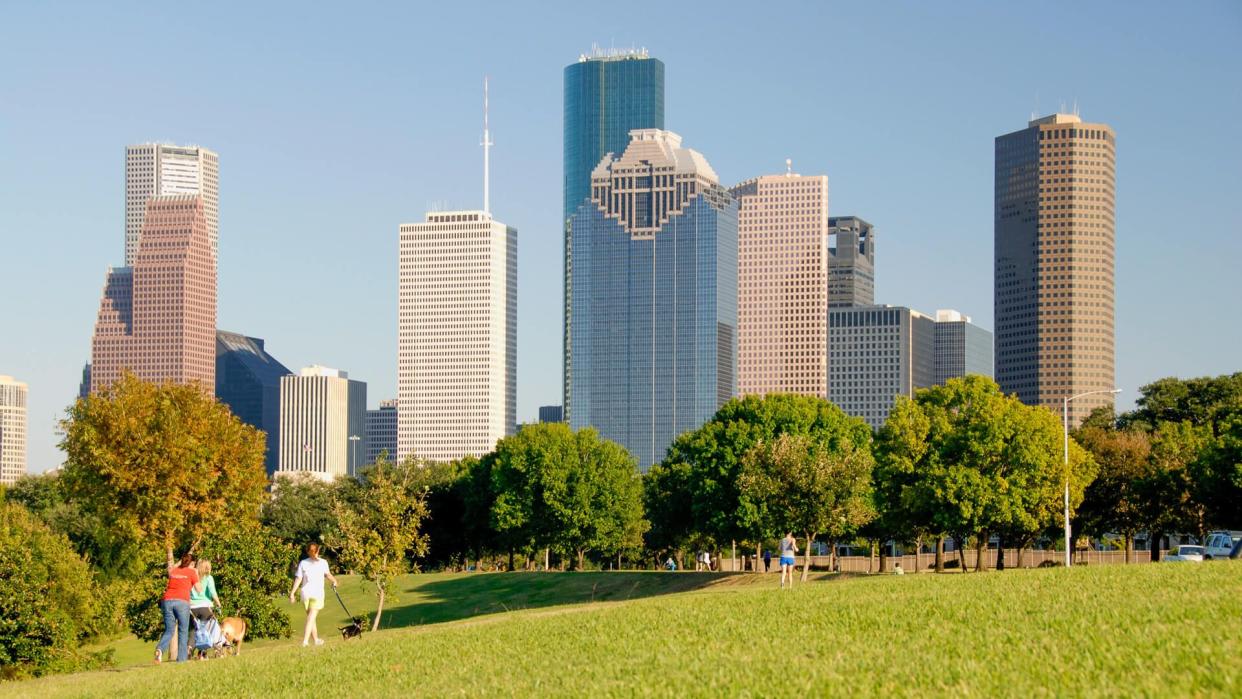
(218, 617, 246, 656)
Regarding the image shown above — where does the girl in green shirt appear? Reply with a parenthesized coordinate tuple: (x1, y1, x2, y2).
(190, 559, 221, 623)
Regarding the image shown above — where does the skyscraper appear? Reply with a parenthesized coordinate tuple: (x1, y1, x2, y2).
(827, 216, 875, 307)
(216, 331, 292, 475)
(568, 129, 738, 469)
(0, 376, 28, 485)
(91, 194, 216, 394)
(563, 48, 664, 416)
(278, 365, 367, 481)
(126, 144, 219, 266)
(397, 211, 517, 462)
(829, 306, 935, 430)
(365, 399, 398, 464)
(995, 113, 1116, 425)
(933, 310, 994, 385)
(538, 405, 564, 423)
(730, 169, 829, 398)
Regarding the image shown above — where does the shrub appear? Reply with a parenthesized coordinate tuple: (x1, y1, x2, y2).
(0, 501, 109, 678)
(199, 527, 296, 639)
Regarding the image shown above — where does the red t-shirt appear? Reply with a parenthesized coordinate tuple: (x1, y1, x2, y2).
(163, 565, 200, 602)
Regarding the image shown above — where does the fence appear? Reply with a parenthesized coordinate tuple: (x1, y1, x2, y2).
(718, 547, 1155, 573)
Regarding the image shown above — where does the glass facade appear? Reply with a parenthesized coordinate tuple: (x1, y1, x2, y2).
(563, 53, 664, 416)
(569, 186, 737, 470)
(216, 331, 292, 475)
(563, 55, 665, 222)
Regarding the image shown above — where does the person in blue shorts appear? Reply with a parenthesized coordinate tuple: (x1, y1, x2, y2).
(779, 532, 798, 588)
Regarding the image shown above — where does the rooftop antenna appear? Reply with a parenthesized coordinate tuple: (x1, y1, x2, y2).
(785, 158, 793, 176)
(481, 76, 493, 216)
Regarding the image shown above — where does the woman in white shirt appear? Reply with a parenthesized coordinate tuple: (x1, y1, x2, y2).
(288, 543, 339, 647)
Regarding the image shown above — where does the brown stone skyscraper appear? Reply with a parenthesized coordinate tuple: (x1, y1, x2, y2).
(995, 113, 1115, 425)
(91, 194, 216, 393)
(731, 170, 829, 398)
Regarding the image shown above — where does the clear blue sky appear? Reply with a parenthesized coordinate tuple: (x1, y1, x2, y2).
(2, 1, 1239, 473)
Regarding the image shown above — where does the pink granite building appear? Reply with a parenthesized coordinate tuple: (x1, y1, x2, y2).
(730, 169, 830, 398)
(91, 194, 216, 394)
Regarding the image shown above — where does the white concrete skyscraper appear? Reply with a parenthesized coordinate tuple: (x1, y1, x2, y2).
(0, 375, 28, 485)
(398, 211, 517, 462)
(125, 143, 219, 265)
(277, 365, 367, 481)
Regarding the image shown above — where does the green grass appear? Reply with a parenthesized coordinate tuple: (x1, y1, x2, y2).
(7, 563, 1241, 698)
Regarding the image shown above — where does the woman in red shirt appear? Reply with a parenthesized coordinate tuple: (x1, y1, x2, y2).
(155, 547, 199, 663)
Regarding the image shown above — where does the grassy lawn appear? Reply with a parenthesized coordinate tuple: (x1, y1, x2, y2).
(6, 563, 1240, 698)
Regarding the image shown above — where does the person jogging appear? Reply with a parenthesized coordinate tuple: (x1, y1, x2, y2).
(288, 543, 339, 647)
(779, 532, 798, 589)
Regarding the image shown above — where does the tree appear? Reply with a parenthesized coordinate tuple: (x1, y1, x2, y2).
(740, 431, 875, 581)
(404, 459, 472, 570)
(261, 473, 340, 551)
(330, 458, 429, 631)
(1074, 424, 1152, 562)
(0, 500, 106, 678)
(60, 375, 268, 553)
(878, 376, 1095, 571)
(6, 472, 144, 580)
(874, 396, 937, 570)
(659, 394, 866, 565)
(643, 460, 696, 568)
(489, 423, 647, 570)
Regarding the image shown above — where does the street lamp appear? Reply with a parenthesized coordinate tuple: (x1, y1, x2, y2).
(1062, 388, 1121, 567)
(348, 435, 361, 476)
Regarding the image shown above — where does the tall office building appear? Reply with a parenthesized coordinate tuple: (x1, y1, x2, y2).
(827, 216, 875, 307)
(365, 399, 398, 464)
(538, 405, 564, 423)
(568, 129, 738, 469)
(91, 195, 216, 394)
(995, 113, 1115, 425)
(126, 143, 219, 266)
(278, 366, 367, 481)
(730, 170, 829, 398)
(216, 331, 292, 475)
(398, 211, 517, 462)
(563, 48, 665, 416)
(0, 376, 28, 485)
(829, 306, 935, 430)
(933, 310, 994, 385)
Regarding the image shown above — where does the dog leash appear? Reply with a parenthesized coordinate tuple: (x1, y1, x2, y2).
(331, 585, 357, 620)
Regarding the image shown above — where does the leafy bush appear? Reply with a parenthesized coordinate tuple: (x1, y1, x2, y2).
(0, 501, 110, 678)
(199, 527, 296, 639)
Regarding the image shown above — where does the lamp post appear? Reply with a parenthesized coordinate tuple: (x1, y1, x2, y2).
(1062, 388, 1121, 567)
(349, 435, 361, 476)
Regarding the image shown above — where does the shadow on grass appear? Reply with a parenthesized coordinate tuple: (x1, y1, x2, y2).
(376, 571, 744, 630)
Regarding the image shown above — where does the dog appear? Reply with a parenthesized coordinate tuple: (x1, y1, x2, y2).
(340, 616, 366, 640)
(217, 616, 247, 656)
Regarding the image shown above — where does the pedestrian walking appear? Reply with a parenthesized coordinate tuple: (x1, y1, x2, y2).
(763, 549, 772, 573)
(779, 532, 798, 588)
(155, 548, 198, 663)
(288, 543, 339, 647)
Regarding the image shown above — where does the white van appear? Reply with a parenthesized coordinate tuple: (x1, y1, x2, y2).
(1203, 531, 1242, 559)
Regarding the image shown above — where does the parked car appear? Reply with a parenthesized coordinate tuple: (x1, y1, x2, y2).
(1203, 531, 1242, 559)
(1164, 545, 1205, 562)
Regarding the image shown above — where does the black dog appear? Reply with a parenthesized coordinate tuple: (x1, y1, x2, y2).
(340, 617, 366, 640)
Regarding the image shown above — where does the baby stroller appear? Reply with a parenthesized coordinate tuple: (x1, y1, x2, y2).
(192, 612, 227, 658)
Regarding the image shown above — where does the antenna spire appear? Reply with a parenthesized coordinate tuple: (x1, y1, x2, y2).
(785, 158, 793, 176)
(481, 76, 493, 216)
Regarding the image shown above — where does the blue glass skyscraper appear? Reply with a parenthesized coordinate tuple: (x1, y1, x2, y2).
(563, 49, 664, 415)
(568, 130, 737, 469)
(216, 331, 292, 475)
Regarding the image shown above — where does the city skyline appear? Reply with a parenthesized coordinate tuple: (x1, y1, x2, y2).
(3, 2, 1240, 472)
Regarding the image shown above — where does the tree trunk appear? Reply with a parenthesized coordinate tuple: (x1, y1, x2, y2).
(577, 549, 585, 571)
(755, 543, 762, 573)
(1150, 532, 1163, 562)
(801, 533, 814, 582)
(871, 541, 878, 574)
(975, 533, 986, 572)
(1016, 545, 1026, 569)
(507, 548, 514, 572)
(956, 538, 968, 571)
(935, 537, 945, 573)
(1124, 533, 1133, 564)
(372, 586, 385, 632)
(996, 536, 1006, 571)
(914, 536, 922, 573)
